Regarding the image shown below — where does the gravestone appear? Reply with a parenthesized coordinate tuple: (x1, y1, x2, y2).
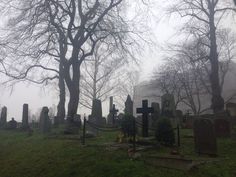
(150, 102, 160, 128)
(176, 110, 183, 126)
(88, 99, 103, 134)
(0, 106, 7, 128)
(161, 93, 175, 117)
(136, 100, 154, 137)
(107, 97, 113, 125)
(54, 116, 59, 127)
(21, 104, 29, 130)
(214, 118, 231, 137)
(39, 107, 51, 133)
(193, 118, 217, 156)
(110, 104, 119, 125)
(124, 95, 133, 115)
(226, 102, 236, 117)
(7, 118, 17, 130)
(91, 99, 103, 125)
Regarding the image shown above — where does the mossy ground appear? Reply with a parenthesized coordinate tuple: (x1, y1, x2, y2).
(0, 128, 235, 177)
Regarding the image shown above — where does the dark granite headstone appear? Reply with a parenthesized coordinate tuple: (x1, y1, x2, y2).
(194, 118, 217, 156)
(7, 118, 17, 130)
(124, 95, 133, 115)
(39, 107, 51, 133)
(214, 118, 231, 137)
(0, 106, 7, 128)
(21, 104, 29, 130)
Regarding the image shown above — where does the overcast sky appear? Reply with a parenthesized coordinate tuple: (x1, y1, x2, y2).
(0, 0, 235, 121)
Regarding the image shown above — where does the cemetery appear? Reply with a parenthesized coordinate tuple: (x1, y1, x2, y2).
(0, 94, 236, 177)
(0, 0, 236, 177)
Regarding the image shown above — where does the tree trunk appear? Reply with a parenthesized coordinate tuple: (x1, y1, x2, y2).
(209, 3, 224, 113)
(56, 63, 66, 124)
(64, 62, 81, 122)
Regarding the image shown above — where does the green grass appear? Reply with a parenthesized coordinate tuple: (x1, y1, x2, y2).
(0, 129, 235, 177)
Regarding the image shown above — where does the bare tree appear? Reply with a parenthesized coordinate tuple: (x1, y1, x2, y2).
(154, 29, 236, 114)
(0, 0, 145, 128)
(168, 0, 236, 113)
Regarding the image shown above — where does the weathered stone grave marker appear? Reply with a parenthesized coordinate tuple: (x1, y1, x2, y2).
(161, 93, 175, 117)
(136, 100, 154, 137)
(22, 104, 29, 130)
(150, 102, 160, 128)
(193, 118, 217, 156)
(110, 104, 119, 125)
(0, 106, 7, 128)
(125, 95, 133, 115)
(39, 107, 51, 133)
(7, 118, 17, 130)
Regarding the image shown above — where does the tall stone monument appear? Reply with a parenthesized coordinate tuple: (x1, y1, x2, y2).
(0, 106, 7, 128)
(124, 95, 133, 115)
(21, 104, 29, 130)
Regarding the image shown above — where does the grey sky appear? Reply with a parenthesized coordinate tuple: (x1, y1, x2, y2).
(0, 0, 235, 121)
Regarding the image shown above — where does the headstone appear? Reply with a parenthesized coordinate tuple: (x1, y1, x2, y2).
(54, 116, 59, 127)
(161, 93, 175, 117)
(107, 97, 113, 125)
(91, 99, 103, 125)
(0, 106, 7, 128)
(7, 118, 17, 130)
(214, 118, 231, 137)
(193, 118, 217, 156)
(21, 104, 29, 130)
(110, 104, 119, 125)
(88, 99, 103, 134)
(39, 107, 51, 133)
(176, 110, 183, 125)
(150, 102, 160, 128)
(136, 100, 154, 137)
(226, 102, 236, 117)
(124, 95, 133, 115)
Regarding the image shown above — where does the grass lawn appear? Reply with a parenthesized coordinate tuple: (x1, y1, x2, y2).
(0, 128, 236, 177)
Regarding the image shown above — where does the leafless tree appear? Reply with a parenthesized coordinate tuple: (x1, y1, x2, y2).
(154, 29, 236, 114)
(0, 0, 146, 128)
(79, 41, 127, 109)
(168, 0, 236, 113)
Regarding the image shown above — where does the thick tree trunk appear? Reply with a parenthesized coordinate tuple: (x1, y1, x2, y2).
(209, 4, 224, 113)
(64, 62, 81, 122)
(56, 63, 66, 124)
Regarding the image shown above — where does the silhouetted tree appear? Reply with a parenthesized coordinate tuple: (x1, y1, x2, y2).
(169, 0, 236, 113)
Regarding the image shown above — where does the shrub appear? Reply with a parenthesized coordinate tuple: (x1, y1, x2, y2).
(121, 114, 135, 137)
(155, 118, 175, 146)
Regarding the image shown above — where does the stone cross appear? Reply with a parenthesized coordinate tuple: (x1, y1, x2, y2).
(110, 104, 119, 125)
(136, 100, 154, 137)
